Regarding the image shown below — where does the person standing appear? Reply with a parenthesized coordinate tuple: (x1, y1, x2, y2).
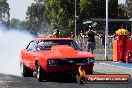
(52, 29, 60, 38)
(77, 31, 85, 48)
(101, 32, 105, 49)
(86, 26, 96, 54)
(70, 32, 75, 39)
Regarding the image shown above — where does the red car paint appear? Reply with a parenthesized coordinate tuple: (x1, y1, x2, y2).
(20, 38, 95, 76)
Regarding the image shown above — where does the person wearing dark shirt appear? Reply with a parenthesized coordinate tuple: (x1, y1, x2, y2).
(86, 26, 96, 54)
(53, 29, 60, 38)
(101, 33, 105, 49)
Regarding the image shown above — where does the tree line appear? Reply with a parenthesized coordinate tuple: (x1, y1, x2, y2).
(0, 0, 132, 36)
(0, 0, 10, 29)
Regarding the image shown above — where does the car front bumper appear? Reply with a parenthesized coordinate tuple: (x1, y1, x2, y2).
(44, 64, 94, 74)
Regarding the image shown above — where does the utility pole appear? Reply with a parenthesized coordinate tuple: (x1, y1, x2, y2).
(105, 0, 109, 60)
(74, 0, 77, 41)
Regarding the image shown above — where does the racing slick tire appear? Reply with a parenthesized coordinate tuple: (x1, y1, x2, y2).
(20, 58, 33, 77)
(36, 62, 44, 82)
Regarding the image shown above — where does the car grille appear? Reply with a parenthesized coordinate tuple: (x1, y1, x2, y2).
(47, 58, 95, 66)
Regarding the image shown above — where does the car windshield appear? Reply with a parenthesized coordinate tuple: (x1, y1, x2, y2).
(37, 40, 81, 50)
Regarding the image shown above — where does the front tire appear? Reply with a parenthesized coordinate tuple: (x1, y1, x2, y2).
(20, 58, 33, 77)
(36, 62, 44, 82)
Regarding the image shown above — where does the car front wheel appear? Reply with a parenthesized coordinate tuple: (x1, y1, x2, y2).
(36, 62, 44, 82)
(20, 58, 33, 77)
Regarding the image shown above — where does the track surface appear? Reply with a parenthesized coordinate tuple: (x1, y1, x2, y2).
(0, 61, 131, 88)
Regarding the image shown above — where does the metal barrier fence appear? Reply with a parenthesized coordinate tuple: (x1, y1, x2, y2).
(77, 35, 114, 50)
(76, 35, 114, 60)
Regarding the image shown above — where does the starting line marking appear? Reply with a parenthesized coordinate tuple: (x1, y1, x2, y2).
(98, 62, 132, 70)
(0, 80, 20, 83)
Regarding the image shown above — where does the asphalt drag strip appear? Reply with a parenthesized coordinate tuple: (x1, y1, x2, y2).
(99, 61, 132, 69)
(94, 61, 132, 76)
(0, 71, 131, 88)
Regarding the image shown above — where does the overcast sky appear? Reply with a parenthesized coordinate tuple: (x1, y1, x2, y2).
(118, 0, 126, 4)
(7, 0, 126, 21)
(7, 0, 34, 21)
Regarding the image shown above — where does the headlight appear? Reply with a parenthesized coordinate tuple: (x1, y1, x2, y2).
(87, 58, 95, 64)
(47, 59, 57, 65)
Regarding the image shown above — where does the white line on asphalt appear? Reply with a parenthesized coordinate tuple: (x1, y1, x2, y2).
(99, 63, 132, 70)
(0, 80, 19, 83)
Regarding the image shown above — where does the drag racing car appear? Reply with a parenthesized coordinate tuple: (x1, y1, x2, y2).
(20, 38, 95, 81)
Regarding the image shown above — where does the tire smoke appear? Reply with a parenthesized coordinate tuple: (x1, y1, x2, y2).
(0, 28, 34, 76)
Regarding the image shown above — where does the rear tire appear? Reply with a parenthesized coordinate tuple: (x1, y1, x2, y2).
(20, 58, 33, 77)
(36, 62, 44, 82)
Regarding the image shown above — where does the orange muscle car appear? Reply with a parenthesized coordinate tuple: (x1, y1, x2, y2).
(20, 38, 95, 81)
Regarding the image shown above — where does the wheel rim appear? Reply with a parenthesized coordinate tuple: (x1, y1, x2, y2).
(20, 60, 24, 75)
(37, 64, 40, 79)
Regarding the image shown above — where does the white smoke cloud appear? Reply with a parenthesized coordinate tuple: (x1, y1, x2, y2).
(0, 28, 35, 76)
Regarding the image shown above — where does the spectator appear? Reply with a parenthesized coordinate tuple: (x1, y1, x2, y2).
(70, 32, 75, 39)
(77, 31, 85, 48)
(52, 29, 60, 38)
(100, 32, 105, 49)
(86, 26, 96, 54)
(108, 33, 113, 49)
(84, 31, 89, 49)
(95, 34, 101, 49)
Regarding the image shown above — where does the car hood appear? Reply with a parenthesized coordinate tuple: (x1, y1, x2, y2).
(39, 45, 94, 59)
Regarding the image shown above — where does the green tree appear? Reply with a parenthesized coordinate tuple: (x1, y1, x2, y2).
(26, 0, 119, 36)
(45, 0, 75, 36)
(0, 0, 10, 28)
(125, 0, 132, 18)
(117, 4, 127, 18)
(10, 18, 33, 32)
(26, 3, 46, 33)
(10, 18, 20, 29)
(108, 0, 118, 18)
(79, 0, 118, 19)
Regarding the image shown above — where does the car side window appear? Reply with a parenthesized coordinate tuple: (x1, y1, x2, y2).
(37, 41, 52, 50)
(26, 41, 36, 51)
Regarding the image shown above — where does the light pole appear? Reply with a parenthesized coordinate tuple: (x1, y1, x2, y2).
(105, 0, 109, 60)
(75, 0, 77, 41)
(129, 18, 132, 33)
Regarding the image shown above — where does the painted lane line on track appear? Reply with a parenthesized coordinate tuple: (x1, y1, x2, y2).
(0, 81, 19, 83)
(99, 62, 132, 70)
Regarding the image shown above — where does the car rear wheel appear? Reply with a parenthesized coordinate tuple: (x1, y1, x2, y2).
(36, 62, 44, 82)
(20, 58, 33, 77)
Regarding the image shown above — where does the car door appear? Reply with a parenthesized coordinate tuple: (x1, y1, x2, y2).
(26, 41, 36, 69)
(29, 41, 38, 69)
